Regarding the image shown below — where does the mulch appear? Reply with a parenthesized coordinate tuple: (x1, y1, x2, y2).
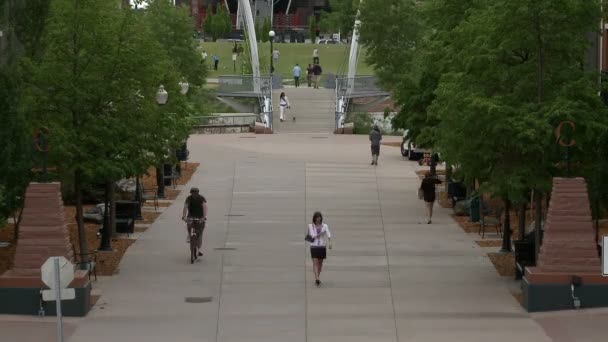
(381, 142, 401, 147)
(476, 240, 502, 247)
(141, 162, 200, 190)
(487, 252, 515, 277)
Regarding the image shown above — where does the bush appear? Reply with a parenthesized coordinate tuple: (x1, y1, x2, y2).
(348, 112, 373, 134)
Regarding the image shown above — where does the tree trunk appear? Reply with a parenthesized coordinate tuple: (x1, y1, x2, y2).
(518, 202, 526, 241)
(500, 198, 512, 252)
(75, 170, 88, 257)
(99, 180, 112, 251)
(534, 190, 542, 261)
(12, 206, 24, 240)
(109, 180, 116, 236)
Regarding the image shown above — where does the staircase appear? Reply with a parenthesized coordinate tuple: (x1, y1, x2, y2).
(273, 87, 336, 133)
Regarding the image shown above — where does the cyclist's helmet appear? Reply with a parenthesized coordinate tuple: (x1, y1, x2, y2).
(190, 187, 199, 193)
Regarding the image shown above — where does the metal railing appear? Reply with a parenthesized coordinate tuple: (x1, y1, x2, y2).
(191, 114, 260, 128)
(335, 75, 388, 98)
(217, 75, 272, 97)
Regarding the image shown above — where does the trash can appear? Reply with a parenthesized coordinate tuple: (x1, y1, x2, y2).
(469, 196, 480, 222)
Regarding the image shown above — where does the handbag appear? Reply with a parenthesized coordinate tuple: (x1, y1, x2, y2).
(305, 224, 314, 242)
(418, 188, 424, 200)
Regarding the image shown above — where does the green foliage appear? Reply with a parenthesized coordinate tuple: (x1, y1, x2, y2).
(203, 5, 214, 38)
(320, 0, 358, 36)
(261, 18, 271, 43)
(308, 15, 316, 41)
(0, 67, 30, 221)
(213, 4, 232, 41)
(348, 112, 373, 134)
(146, 0, 207, 87)
(360, 0, 608, 205)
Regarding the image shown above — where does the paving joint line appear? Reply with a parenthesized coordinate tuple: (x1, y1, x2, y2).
(374, 165, 401, 342)
(214, 160, 237, 342)
(304, 161, 309, 342)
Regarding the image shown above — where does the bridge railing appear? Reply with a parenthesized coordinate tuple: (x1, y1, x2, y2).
(335, 76, 387, 98)
(217, 75, 272, 96)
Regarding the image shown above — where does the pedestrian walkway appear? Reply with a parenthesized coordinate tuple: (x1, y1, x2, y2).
(4, 134, 606, 341)
(273, 88, 335, 133)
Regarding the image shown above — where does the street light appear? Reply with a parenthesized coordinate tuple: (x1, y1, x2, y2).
(156, 85, 168, 198)
(156, 85, 168, 105)
(269, 30, 275, 74)
(179, 80, 190, 95)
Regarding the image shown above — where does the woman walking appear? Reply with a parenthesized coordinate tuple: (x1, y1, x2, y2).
(307, 211, 332, 287)
(279, 92, 290, 122)
(420, 172, 442, 224)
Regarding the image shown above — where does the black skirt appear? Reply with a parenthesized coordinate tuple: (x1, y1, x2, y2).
(310, 246, 327, 259)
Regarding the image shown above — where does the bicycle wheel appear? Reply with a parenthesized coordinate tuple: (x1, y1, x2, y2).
(190, 233, 197, 264)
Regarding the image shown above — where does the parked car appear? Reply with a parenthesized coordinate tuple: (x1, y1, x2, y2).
(317, 39, 342, 44)
(400, 130, 431, 161)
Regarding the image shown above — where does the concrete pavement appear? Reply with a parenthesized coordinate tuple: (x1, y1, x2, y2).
(3, 133, 607, 341)
(65, 133, 554, 342)
(273, 87, 335, 133)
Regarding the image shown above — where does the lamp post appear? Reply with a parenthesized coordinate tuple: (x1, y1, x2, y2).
(269, 30, 275, 74)
(155, 85, 168, 199)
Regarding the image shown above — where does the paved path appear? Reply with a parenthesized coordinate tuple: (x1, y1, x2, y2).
(3, 134, 607, 341)
(64, 134, 556, 342)
(273, 87, 335, 133)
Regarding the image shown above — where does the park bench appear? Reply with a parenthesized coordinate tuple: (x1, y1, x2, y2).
(163, 164, 179, 188)
(115, 200, 138, 236)
(74, 250, 98, 281)
(140, 186, 158, 210)
(479, 206, 503, 239)
(514, 230, 540, 279)
(447, 181, 467, 208)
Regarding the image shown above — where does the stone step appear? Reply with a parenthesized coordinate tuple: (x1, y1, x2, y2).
(537, 264, 600, 273)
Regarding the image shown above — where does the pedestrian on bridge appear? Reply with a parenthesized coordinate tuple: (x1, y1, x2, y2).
(312, 63, 322, 89)
(293, 63, 302, 87)
(279, 92, 291, 122)
(306, 211, 332, 287)
(307, 64, 314, 87)
(369, 124, 382, 166)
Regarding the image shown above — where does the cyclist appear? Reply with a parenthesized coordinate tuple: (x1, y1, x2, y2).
(182, 187, 208, 256)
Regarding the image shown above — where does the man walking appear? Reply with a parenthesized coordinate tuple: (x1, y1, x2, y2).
(307, 64, 314, 87)
(312, 63, 322, 89)
(293, 63, 302, 88)
(212, 54, 219, 71)
(272, 48, 280, 67)
(313, 48, 319, 64)
(369, 124, 382, 166)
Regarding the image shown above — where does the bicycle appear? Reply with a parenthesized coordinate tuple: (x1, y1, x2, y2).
(185, 217, 205, 264)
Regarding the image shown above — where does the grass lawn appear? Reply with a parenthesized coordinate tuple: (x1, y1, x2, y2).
(199, 41, 374, 80)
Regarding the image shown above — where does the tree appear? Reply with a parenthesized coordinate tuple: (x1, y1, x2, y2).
(320, 0, 358, 37)
(308, 15, 316, 41)
(260, 17, 271, 43)
(202, 5, 214, 40)
(204, 3, 231, 42)
(27, 0, 184, 254)
(146, 0, 207, 86)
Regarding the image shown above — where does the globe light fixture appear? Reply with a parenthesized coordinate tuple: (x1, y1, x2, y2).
(179, 80, 189, 95)
(156, 85, 168, 105)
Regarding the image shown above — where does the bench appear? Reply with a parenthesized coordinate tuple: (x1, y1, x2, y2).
(479, 206, 503, 239)
(514, 230, 540, 279)
(74, 251, 98, 281)
(115, 200, 138, 236)
(447, 181, 467, 208)
(163, 164, 178, 188)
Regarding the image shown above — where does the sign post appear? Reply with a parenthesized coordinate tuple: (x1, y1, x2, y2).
(41, 256, 75, 342)
(603, 235, 607, 277)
